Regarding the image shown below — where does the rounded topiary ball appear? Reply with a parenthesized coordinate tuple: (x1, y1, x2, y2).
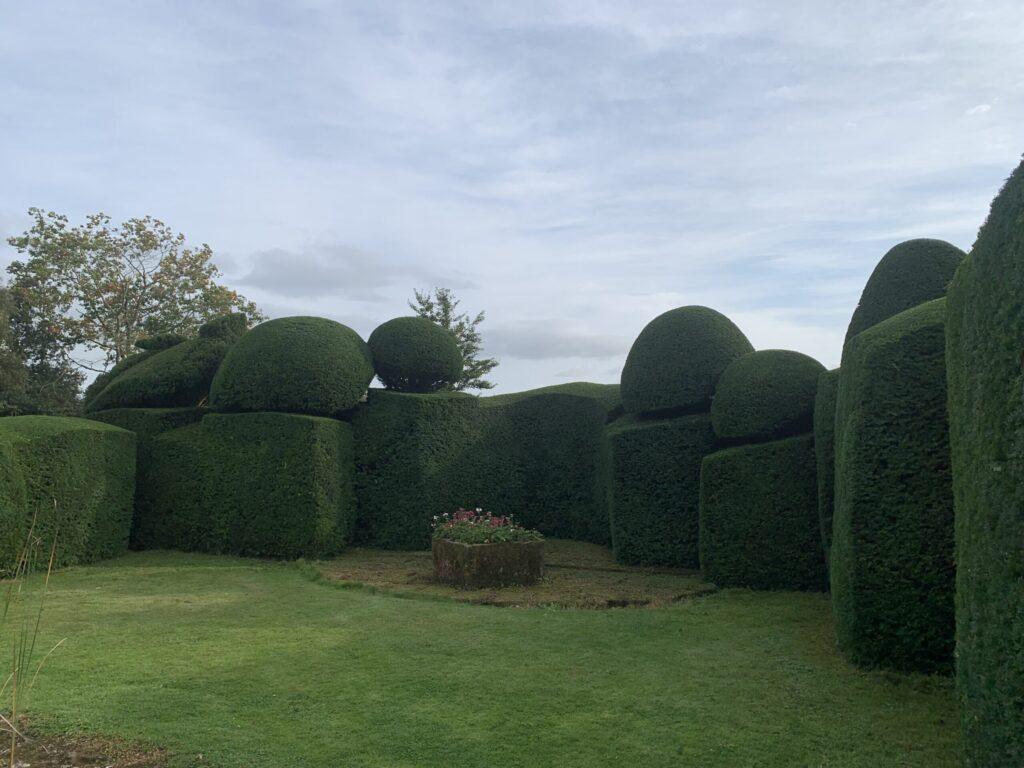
(209, 316, 374, 417)
(368, 316, 463, 393)
(620, 306, 753, 414)
(711, 349, 825, 443)
(845, 238, 965, 342)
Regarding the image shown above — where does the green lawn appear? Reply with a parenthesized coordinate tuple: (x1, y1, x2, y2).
(17, 552, 958, 767)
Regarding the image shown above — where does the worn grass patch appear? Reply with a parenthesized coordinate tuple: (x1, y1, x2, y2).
(1, 721, 167, 767)
(11, 551, 960, 768)
(317, 539, 715, 607)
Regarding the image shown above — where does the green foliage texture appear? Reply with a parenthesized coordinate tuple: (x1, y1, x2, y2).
(710, 349, 824, 443)
(845, 238, 965, 342)
(0, 416, 135, 572)
(135, 412, 356, 558)
(832, 298, 954, 674)
(210, 316, 374, 417)
(945, 158, 1024, 767)
(85, 314, 246, 412)
(699, 434, 826, 591)
(605, 413, 716, 567)
(620, 306, 753, 415)
(812, 368, 840, 560)
(368, 316, 464, 393)
(353, 389, 610, 549)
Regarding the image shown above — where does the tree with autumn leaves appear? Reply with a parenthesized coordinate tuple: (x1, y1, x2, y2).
(1, 209, 263, 414)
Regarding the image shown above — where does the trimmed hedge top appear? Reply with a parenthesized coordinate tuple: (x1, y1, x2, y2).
(210, 316, 374, 417)
(620, 306, 753, 414)
(845, 238, 965, 342)
(710, 349, 825, 442)
(85, 314, 247, 413)
(368, 316, 463, 393)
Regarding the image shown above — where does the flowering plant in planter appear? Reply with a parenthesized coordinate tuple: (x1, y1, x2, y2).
(431, 508, 543, 545)
(432, 508, 544, 589)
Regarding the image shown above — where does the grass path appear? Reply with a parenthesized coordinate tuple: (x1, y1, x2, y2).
(16, 552, 958, 767)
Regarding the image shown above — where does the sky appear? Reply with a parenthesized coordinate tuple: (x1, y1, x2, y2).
(1, 1, 1022, 392)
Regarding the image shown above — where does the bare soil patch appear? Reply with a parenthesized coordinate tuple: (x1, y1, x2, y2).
(0, 724, 166, 768)
(317, 539, 716, 608)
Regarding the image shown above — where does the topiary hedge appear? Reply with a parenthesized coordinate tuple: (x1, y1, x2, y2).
(210, 316, 374, 417)
(813, 368, 840, 559)
(87, 407, 205, 546)
(85, 314, 247, 413)
(832, 298, 954, 673)
(620, 306, 753, 415)
(368, 316, 463, 393)
(0, 416, 135, 572)
(946, 158, 1024, 767)
(484, 381, 623, 421)
(845, 238, 965, 342)
(135, 412, 356, 558)
(353, 388, 610, 549)
(482, 393, 611, 544)
(605, 412, 716, 567)
(699, 434, 826, 591)
(710, 349, 825, 443)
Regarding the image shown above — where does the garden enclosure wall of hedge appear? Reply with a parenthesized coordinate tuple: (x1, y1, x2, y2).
(0, 416, 135, 572)
(4, 158, 1022, 768)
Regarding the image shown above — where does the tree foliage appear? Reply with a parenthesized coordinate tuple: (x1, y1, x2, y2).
(408, 287, 497, 391)
(0, 283, 82, 416)
(5, 209, 264, 379)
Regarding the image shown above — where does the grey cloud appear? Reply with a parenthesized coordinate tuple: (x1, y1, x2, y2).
(487, 323, 630, 360)
(239, 245, 474, 302)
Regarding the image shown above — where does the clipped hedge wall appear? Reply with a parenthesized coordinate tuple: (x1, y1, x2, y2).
(710, 349, 824, 443)
(85, 315, 247, 413)
(832, 298, 954, 673)
(368, 316, 463, 393)
(485, 381, 623, 421)
(620, 306, 753, 414)
(87, 407, 205, 546)
(82, 349, 156, 410)
(0, 416, 135, 572)
(813, 368, 840, 559)
(135, 412, 356, 558)
(605, 412, 715, 567)
(946, 158, 1024, 767)
(352, 388, 610, 549)
(699, 434, 826, 591)
(845, 238, 965, 342)
(210, 316, 374, 417)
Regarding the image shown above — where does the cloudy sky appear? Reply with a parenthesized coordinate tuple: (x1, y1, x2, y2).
(2, 1, 1022, 392)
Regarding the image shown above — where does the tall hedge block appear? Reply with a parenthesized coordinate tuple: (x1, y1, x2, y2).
(813, 368, 840, 559)
(0, 416, 135, 572)
(135, 412, 356, 558)
(353, 390, 483, 549)
(946, 159, 1024, 767)
(87, 407, 206, 546)
(605, 413, 715, 567)
(832, 298, 954, 673)
(699, 434, 826, 591)
(352, 389, 610, 549)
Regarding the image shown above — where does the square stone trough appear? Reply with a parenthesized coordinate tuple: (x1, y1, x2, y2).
(432, 539, 544, 589)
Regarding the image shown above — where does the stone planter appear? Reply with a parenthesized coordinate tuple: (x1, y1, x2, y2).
(432, 539, 544, 589)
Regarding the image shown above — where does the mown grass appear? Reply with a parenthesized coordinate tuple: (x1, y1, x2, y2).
(13, 551, 958, 767)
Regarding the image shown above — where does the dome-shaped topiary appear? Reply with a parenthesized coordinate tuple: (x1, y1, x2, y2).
(620, 306, 753, 414)
(209, 316, 373, 417)
(845, 238, 965, 342)
(710, 349, 825, 443)
(368, 316, 463, 393)
(85, 314, 248, 413)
